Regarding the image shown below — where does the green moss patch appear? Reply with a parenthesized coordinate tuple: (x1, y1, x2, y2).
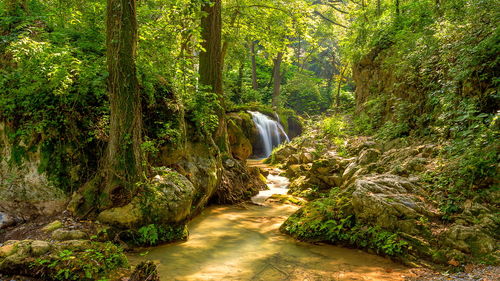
(281, 198, 409, 257)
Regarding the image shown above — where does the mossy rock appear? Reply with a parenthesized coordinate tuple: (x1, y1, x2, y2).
(42, 220, 63, 232)
(281, 197, 411, 258)
(268, 194, 306, 206)
(0, 240, 128, 280)
(227, 117, 253, 160)
(97, 169, 195, 230)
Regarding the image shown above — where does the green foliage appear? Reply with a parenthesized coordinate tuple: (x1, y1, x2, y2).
(345, 0, 499, 139)
(186, 90, 221, 135)
(134, 224, 188, 246)
(283, 71, 326, 114)
(321, 116, 346, 137)
(0, 7, 108, 191)
(321, 115, 349, 156)
(32, 242, 127, 281)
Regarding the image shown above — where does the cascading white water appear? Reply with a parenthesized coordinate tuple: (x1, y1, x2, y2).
(249, 111, 290, 158)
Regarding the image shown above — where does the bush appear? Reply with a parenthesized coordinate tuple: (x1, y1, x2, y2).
(33, 242, 128, 281)
(283, 71, 326, 114)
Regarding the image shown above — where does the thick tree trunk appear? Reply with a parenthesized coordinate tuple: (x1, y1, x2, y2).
(199, 0, 223, 95)
(251, 41, 258, 90)
(199, 0, 229, 153)
(272, 52, 284, 108)
(104, 0, 143, 205)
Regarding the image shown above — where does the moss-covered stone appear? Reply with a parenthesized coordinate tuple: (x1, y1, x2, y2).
(97, 169, 196, 230)
(0, 240, 128, 280)
(51, 229, 89, 241)
(42, 220, 63, 232)
(268, 194, 306, 206)
(227, 117, 253, 160)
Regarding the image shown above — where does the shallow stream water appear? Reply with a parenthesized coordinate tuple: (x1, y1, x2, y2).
(128, 163, 411, 280)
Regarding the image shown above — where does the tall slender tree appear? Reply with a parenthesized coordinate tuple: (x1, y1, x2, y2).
(272, 52, 284, 108)
(104, 0, 143, 205)
(250, 41, 259, 90)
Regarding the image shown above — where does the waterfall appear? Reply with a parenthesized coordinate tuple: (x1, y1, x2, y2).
(249, 111, 290, 158)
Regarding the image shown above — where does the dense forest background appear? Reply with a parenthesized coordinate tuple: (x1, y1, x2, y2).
(1, 0, 497, 196)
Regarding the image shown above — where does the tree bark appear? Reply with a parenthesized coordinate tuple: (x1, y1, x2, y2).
(236, 61, 244, 99)
(104, 0, 143, 205)
(336, 66, 347, 108)
(326, 53, 336, 105)
(199, 0, 229, 153)
(200, 0, 223, 95)
(272, 52, 284, 108)
(251, 41, 258, 90)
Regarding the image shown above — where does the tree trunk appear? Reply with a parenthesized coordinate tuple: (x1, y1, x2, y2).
(395, 0, 400, 16)
(377, 0, 381, 16)
(272, 52, 284, 108)
(104, 0, 143, 205)
(236, 61, 244, 101)
(336, 66, 347, 109)
(326, 53, 336, 105)
(221, 9, 239, 70)
(251, 41, 258, 90)
(200, 0, 223, 95)
(199, 0, 229, 153)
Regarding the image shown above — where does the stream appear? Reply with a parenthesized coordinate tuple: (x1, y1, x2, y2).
(128, 161, 411, 280)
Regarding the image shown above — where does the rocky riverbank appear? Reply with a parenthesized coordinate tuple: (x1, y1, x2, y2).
(271, 116, 499, 269)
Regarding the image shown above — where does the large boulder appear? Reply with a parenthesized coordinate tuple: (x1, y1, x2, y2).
(350, 175, 437, 234)
(227, 116, 253, 160)
(97, 169, 195, 229)
(0, 123, 71, 224)
(0, 212, 15, 229)
(357, 148, 381, 165)
(282, 173, 499, 265)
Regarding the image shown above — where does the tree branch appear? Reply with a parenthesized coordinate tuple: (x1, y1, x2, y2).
(313, 11, 347, 28)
